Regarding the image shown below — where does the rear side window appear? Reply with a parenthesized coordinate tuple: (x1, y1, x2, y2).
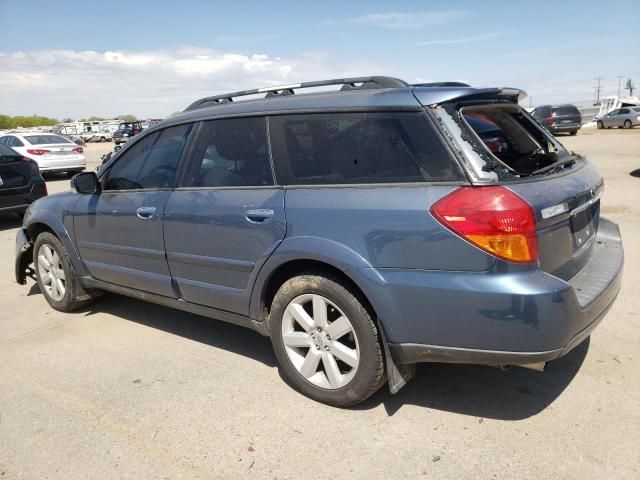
(182, 117, 273, 188)
(105, 124, 192, 191)
(270, 112, 462, 185)
(7, 137, 24, 147)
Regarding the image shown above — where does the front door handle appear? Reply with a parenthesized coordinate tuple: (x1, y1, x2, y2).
(136, 206, 157, 219)
(245, 209, 274, 224)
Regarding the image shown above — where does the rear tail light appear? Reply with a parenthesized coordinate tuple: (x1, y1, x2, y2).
(430, 186, 538, 263)
(27, 149, 50, 155)
(545, 116, 553, 125)
(73, 147, 84, 153)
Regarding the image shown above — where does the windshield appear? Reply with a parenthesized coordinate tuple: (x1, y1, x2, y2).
(24, 134, 74, 145)
(118, 123, 133, 130)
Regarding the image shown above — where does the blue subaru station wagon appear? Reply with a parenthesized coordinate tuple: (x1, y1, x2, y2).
(15, 77, 624, 406)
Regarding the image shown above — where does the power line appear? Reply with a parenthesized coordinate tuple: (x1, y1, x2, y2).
(593, 77, 604, 105)
(617, 75, 624, 97)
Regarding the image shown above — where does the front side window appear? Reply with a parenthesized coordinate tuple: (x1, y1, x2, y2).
(269, 112, 462, 185)
(182, 117, 273, 188)
(105, 124, 192, 191)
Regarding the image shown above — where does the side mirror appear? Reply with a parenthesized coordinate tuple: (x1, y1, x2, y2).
(71, 171, 100, 194)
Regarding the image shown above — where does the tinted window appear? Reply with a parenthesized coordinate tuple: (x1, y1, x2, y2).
(620, 108, 630, 114)
(8, 137, 24, 147)
(24, 134, 73, 145)
(270, 112, 461, 185)
(552, 106, 579, 116)
(105, 124, 192, 191)
(183, 117, 273, 187)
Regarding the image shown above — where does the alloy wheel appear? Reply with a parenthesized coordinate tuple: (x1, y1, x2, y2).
(281, 294, 360, 389)
(37, 244, 66, 302)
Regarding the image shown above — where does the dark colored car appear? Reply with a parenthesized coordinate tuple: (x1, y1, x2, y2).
(112, 121, 143, 145)
(531, 104, 582, 135)
(0, 143, 47, 216)
(15, 77, 623, 406)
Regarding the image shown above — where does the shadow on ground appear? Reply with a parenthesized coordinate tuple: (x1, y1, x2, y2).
(630, 168, 640, 178)
(28, 286, 588, 420)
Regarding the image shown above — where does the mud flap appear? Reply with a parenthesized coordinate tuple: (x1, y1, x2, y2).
(379, 325, 416, 394)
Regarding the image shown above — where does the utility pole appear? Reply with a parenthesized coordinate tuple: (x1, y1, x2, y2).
(593, 77, 604, 105)
(617, 76, 624, 97)
(625, 78, 635, 97)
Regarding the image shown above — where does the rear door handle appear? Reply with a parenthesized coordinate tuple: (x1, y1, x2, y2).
(245, 209, 274, 224)
(136, 206, 157, 219)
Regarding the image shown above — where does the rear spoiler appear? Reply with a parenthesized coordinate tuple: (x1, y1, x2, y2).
(413, 86, 527, 107)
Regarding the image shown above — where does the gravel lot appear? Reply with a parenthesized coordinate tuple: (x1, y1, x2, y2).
(1, 129, 638, 479)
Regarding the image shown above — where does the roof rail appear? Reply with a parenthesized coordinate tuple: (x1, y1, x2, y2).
(184, 76, 409, 112)
(413, 82, 471, 87)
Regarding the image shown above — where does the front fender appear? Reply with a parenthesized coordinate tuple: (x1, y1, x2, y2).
(22, 199, 87, 278)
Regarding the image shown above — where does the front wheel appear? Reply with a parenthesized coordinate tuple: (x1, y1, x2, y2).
(570, 130, 577, 136)
(597, 121, 604, 129)
(269, 273, 385, 406)
(34, 232, 93, 312)
(624, 120, 632, 129)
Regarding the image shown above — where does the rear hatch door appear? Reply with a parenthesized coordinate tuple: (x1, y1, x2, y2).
(508, 162, 603, 279)
(551, 106, 581, 128)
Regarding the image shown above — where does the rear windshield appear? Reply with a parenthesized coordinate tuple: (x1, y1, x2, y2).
(552, 106, 580, 116)
(269, 111, 464, 185)
(458, 104, 572, 177)
(24, 134, 73, 145)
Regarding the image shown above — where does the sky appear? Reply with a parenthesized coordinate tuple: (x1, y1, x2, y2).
(1, 0, 639, 119)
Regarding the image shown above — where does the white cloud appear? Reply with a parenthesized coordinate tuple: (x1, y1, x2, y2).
(0, 48, 380, 118)
(416, 31, 511, 46)
(323, 10, 467, 29)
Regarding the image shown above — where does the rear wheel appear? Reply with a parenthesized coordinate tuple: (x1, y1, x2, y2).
(269, 273, 385, 407)
(597, 121, 604, 129)
(34, 232, 93, 312)
(624, 120, 632, 129)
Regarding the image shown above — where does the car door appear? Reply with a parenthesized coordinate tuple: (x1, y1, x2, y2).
(604, 109, 619, 127)
(73, 123, 193, 297)
(163, 117, 286, 315)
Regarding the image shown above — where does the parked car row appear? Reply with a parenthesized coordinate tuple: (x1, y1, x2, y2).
(0, 132, 86, 177)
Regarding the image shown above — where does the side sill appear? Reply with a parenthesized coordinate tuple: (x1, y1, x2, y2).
(80, 276, 268, 336)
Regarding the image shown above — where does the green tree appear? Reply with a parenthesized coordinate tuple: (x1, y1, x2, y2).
(0, 114, 59, 130)
(116, 114, 138, 122)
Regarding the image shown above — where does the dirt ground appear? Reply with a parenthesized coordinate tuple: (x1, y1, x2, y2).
(0, 129, 638, 479)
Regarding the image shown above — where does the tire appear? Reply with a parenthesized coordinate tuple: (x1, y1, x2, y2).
(570, 130, 577, 136)
(597, 121, 603, 129)
(269, 272, 385, 407)
(100, 136, 107, 142)
(624, 120, 632, 129)
(33, 232, 93, 312)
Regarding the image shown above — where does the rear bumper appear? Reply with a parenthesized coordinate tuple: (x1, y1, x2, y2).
(375, 218, 623, 366)
(36, 156, 86, 172)
(550, 124, 581, 132)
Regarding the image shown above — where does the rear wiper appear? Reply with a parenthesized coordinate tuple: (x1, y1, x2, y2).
(530, 152, 579, 175)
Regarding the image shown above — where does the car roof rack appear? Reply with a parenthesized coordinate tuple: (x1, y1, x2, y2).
(184, 76, 409, 112)
(413, 81, 471, 87)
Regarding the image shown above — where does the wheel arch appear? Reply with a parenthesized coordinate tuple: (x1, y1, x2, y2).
(249, 237, 391, 332)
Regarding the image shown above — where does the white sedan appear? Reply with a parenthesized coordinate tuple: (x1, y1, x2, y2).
(0, 132, 86, 176)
